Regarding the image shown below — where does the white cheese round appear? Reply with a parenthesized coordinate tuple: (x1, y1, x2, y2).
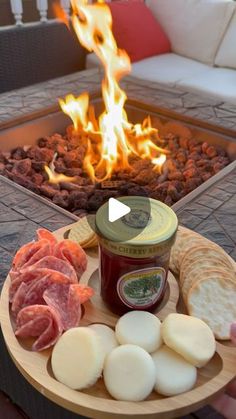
(115, 310, 162, 353)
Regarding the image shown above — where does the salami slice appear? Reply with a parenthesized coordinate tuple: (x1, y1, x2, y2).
(17, 242, 52, 271)
(11, 272, 73, 315)
(10, 271, 42, 302)
(12, 239, 50, 272)
(54, 240, 87, 279)
(11, 282, 31, 315)
(37, 229, 57, 245)
(12, 241, 34, 270)
(24, 275, 69, 306)
(69, 283, 95, 304)
(24, 256, 78, 282)
(15, 305, 63, 351)
(43, 283, 82, 330)
(13, 256, 77, 283)
(9, 267, 76, 303)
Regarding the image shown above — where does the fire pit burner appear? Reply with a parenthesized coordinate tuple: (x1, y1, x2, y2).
(0, 99, 234, 217)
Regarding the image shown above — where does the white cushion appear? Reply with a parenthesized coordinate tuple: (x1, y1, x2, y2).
(215, 10, 236, 69)
(128, 54, 211, 87)
(146, 0, 235, 65)
(86, 53, 210, 87)
(177, 67, 236, 105)
(86, 53, 211, 87)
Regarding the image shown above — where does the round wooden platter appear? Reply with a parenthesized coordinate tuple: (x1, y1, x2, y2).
(0, 225, 236, 419)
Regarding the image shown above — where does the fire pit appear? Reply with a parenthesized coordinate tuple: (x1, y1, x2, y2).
(0, 0, 236, 217)
(1, 0, 236, 217)
(0, 96, 235, 217)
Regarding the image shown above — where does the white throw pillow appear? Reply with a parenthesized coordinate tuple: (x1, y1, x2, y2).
(146, 0, 235, 65)
(215, 10, 236, 69)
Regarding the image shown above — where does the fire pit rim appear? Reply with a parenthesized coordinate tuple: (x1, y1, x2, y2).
(1, 94, 235, 218)
(0, 91, 236, 141)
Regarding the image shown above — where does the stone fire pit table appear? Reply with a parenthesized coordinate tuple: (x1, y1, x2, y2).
(0, 68, 235, 419)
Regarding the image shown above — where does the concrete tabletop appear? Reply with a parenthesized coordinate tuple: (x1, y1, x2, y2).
(0, 68, 236, 132)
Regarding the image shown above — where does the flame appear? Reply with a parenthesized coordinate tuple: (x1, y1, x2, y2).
(45, 153, 76, 184)
(46, 0, 167, 183)
(53, 3, 70, 29)
(71, 0, 133, 181)
(152, 154, 167, 172)
(59, 93, 91, 132)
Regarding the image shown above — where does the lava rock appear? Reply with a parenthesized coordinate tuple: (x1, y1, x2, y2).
(185, 177, 202, 193)
(53, 190, 69, 208)
(40, 184, 59, 198)
(31, 160, 46, 172)
(206, 145, 217, 158)
(11, 147, 27, 160)
(168, 170, 184, 181)
(68, 191, 88, 210)
(12, 159, 32, 176)
(87, 191, 104, 211)
(31, 173, 44, 186)
(28, 146, 54, 163)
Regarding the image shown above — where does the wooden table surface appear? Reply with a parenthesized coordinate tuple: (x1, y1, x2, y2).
(0, 175, 232, 419)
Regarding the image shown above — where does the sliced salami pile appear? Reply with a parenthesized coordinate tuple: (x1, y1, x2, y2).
(9, 229, 94, 351)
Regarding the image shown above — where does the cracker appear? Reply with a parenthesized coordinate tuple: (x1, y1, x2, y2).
(68, 215, 95, 246)
(187, 274, 236, 340)
(82, 235, 98, 249)
(182, 266, 235, 304)
(169, 226, 214, 275)
(170, 228, 202, 274)
(176, 238, 207, 278)
(180, 245, 232, 286)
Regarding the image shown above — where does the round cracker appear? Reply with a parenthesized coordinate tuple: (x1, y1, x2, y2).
(170, 228, 203, 274)
(170, 229, 190, 273)
(180, 245, 233, 286)
(82, 236, 98, 249)
(187, 275, 236, 340)
(169, 225, 215, 274)
(182, 266, 235, 304)
(68, 215, 95, 246)
(180, 251, 234, 289)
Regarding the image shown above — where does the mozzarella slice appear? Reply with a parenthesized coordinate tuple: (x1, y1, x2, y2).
(88, 324, 119, 363)
(162, 313, 216, 367)
(115, 311, 162, 353)
(103, 344, 156, 401)
(152, 345, 197, 396)
(51, 327, 104, 390)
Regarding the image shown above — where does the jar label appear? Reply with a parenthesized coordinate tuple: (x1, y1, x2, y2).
(117, 267, 166, 309)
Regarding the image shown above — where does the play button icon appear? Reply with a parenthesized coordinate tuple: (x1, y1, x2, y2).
(95, 196, 152, 243)
(108, 198, 131, 222)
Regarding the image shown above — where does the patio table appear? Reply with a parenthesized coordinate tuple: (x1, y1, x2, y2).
(0, 68, 235, 418)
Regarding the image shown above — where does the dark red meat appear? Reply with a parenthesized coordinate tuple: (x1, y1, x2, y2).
(70, 283, 95, 304)
(14, 256, 77, 282)
(9, 267, 76, 303)
(54, 240, 87, 279)
(12, 240, 51, 272)
(11, 282, 31, 315)
(36, 229, 57, 245)
(11, 272, 74, 315)
(15, 305, 63, 351)
(43, 283, 82, 330)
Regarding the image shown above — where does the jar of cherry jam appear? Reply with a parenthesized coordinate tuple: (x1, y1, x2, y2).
(95, 197, 178, 315)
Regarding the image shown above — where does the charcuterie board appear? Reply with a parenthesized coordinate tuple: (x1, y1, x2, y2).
(0, 225, 235, 419)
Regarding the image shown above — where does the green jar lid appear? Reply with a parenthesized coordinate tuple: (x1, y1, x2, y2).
(95, 196, 178, 247)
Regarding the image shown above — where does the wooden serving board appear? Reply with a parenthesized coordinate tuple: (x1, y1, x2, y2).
(0, 225, 235, 419)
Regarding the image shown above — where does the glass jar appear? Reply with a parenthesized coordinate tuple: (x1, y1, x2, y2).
(95, 197, 178, 315)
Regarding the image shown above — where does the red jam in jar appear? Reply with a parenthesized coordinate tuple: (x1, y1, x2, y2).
(95, 197, 178, 315)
